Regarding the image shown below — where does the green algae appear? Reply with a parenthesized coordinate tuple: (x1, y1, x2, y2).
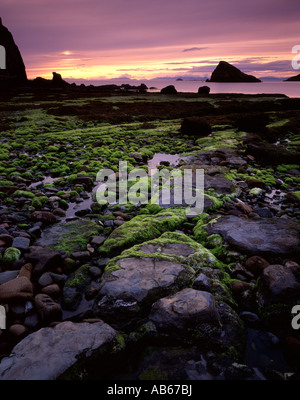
(37, 220, 101, 256)
(99, 208, 187, 256)
(103, 231, 224, 275)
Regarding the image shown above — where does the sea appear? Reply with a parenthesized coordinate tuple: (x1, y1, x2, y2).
(66, 78, 300, 98)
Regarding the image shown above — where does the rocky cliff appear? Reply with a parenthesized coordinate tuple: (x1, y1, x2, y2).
(0, 18, 27, 87)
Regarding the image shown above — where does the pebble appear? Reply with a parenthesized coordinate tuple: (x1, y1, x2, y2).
(12, 237, 31, 251)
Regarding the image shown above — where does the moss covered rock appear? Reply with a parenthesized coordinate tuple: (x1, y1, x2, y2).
(98, 208, 187, 256)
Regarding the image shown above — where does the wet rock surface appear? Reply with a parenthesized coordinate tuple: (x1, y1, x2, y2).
(0, 89, 300, 381)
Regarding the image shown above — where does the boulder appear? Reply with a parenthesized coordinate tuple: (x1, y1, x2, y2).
(198, 86, 210, 95)
(0, 321, 119, 380)
(96, 257, 195, 327)
(257, 264, 300, 306)
(25, 246, 63, 279)
(0, 276, 33, 302)
(205, 215, 300, 257)
(209, 61, 261, 83)
(160, 85, 177, 94)
(0, 18, 27, 87)
(180, 117, 212, 137)
(149, 288, 220, 331)
(246, 142, 300, 165)
(34, 293, 62, 323)
(30, 211, 57, 224)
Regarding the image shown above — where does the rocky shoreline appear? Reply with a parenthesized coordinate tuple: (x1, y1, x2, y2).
(0, 89, 299, 380)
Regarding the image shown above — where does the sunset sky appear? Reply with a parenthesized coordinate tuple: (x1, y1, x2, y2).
(1, 0, 300, 82)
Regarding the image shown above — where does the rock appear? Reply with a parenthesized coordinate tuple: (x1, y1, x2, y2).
(0, 18, 27, 87)
(18, 263, 33, 280)
(41, 284, 61, 299)
(35, 220, 101, 256)
(0, 234, 13, 247)
(0, 321, 118, 380)
(11, 237, 30, 251)
(160, 85, 177, 94)
(0, 270, 19, 284)
(252, 207, 273, 218)
(245, 256, 270, 277)
(236, 113, 269, 133)
(38, 271, 67, 287)
(209, 61, 261, 83)
(205, 215, 300, 257)
(246, 142, 300, 165)
(90, 235, 106, 247)
(25, 246, 63, 279)
(198, 86, 210, 95)
(192, 273, 211, 291)
(245, 178, 266, 189)
(8, 324, 28, 338)
(149, 288, 221, 339)
(30, 211, 57, 224)
(257, 264, 300, 306)
(62, 265, 93, 310)
(286, 191, 300, 204)
(285, 74, 300, 81)
(52, 72, 68, 86)
(34, 293, 62, 323)
(284, 336, 300, 368)
(0, 276, 33, 302)
(96, 257, 195, 327)
(99, 209, 187, 256)
(72, 176, 94, 189)
(180, 117, 212, 137)
(71, 251, 90, 262)
(2, 247, 21, 266)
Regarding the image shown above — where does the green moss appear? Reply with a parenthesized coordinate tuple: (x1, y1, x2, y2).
(3, 247, 21, 265)
(65, 264, 91, 290)
(44, 220, 101, 256)
(104, 231, 224, 275)
(99, 208, 187, 256)
(0, 180, 14, 186)
(204, 193, 223, 210)
(32, 197, 42, 209)
(13, 190, 36, 199)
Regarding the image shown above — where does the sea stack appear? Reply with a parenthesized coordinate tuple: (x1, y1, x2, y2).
(0, 18, 27, 87)
(208, 61, 261, 83)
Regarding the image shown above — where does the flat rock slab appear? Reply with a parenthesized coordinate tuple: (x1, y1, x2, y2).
(205, 215, 300, 256)
(97, 257, 195, 325)
(0, 321, 117, 380)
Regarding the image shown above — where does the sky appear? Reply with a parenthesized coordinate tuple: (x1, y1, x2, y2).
(1, 0, 300, 82)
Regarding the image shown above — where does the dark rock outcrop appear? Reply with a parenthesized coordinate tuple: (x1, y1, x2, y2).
(0, 18, 27, 87)
(198, 85, 210, 95)
(208, 61, 261, 83)
(160, 85, 177, 94)
(180, 116, 212, 137)
(285, 74, 300, 81)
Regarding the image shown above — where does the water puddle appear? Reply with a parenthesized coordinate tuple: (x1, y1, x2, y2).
(147, 153, 180, 175)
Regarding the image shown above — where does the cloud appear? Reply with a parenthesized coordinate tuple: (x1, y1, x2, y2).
(182, 47, 208, 52)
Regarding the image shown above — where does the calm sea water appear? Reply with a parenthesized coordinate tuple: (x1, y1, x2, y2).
(67, 78, 300, 98)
